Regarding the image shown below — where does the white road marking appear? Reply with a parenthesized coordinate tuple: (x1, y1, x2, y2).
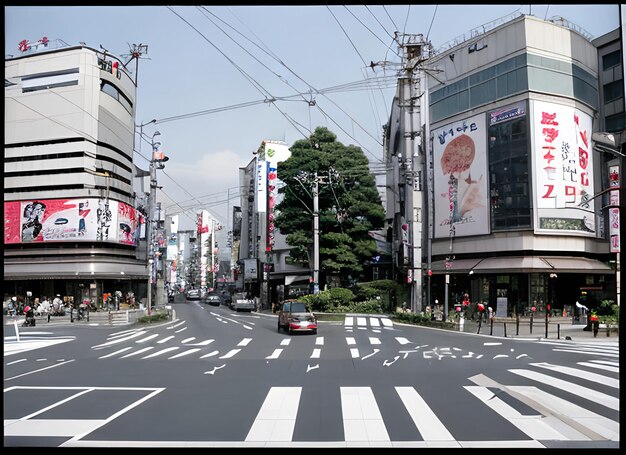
(157, 336, 175, 344)
(245, 387, 301, 442)
(396, 386, 454, 441)
(266, 349, 282, 359)
(120, 347, 153, 358)
(311, 348, 321, 359)
(530, 362, 619, 388)
(341, 387, 389, 442)
(220, 349, 241, 359)
(142, 347, 179, 359)
(98, 347, 132, 359)
(168, 348, 201, 359)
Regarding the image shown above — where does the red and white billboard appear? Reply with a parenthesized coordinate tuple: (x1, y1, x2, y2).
(4, 198, 140, 245)
(532, 101, 595, 236)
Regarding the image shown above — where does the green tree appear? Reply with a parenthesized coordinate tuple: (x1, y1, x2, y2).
(275, 127, 385, 287)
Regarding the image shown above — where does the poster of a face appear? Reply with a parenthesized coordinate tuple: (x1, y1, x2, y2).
(4, 197, 137, 244)
(117, 201, 139, 245)
(532, 101, 595, 236)
(432, 113, 489, 238)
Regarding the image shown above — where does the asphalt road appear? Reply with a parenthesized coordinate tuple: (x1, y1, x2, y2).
(3, 300, 620, 448)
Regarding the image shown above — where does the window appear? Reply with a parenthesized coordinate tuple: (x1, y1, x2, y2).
(22, 68, 79, 92)
(602, 50, 621, 71)
(488, 111, 531, 230)
(100, 80, 133, 114)
(604, 80, 624, 103)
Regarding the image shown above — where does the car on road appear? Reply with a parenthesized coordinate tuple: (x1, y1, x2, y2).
(230, 292, 256, 312)
(205, 293, 222, 306)
(185, 288, 201, 300)
(277, 300, 317, 334)
(220, 291, 232, 306)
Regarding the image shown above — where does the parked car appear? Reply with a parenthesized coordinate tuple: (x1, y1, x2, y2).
(185, 288, 201, 300)
(231, 292, 256, 312)
(205, 293, 222, 306)
(220, 290, 232, 306)
(277, 300, 317, 334)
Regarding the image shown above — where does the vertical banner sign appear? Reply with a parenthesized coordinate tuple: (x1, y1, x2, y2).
(197, 210, 210, 287)
(262, 141, 290, 253)
(533, 101, 595, 235)
(609, 164, 620, 252)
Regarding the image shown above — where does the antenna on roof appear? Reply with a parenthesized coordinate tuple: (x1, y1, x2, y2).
(121, 43, 150, 86)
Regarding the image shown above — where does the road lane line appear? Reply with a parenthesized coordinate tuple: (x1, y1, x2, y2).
(311, 348, 321, 359)
(98, 347, 132, 359)
(315, 337, 324, 345)
(266, 349, 282, 359)
(142, 347, 180, 359)
(157, 336, 175, 344)
(136, 334, 159, 343)
(4, 359, 75, 381)
(120, 347, 154, 358)
(219, 349, 241, 359)
(168, 348, 201, 359)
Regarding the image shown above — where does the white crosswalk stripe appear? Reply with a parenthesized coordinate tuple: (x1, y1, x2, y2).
(240, 362, 618, 445)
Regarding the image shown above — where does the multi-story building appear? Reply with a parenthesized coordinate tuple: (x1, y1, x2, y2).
(385, 13, 619, 318)
(237, 140, 310, 307)
(4, 39, 149, 307)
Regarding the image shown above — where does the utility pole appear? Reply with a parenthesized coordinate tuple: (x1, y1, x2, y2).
(399, 33, 430, 313)
(313, 172, 320, 294)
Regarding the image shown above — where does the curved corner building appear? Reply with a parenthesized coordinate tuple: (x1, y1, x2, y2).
(4, 40, 148, 306)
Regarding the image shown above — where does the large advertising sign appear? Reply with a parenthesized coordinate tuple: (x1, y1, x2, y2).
(4, 198, 140, 245)
(531, 101, 595, 236)
(264, 141, 290, 252)
(432, 113, 489, 238)
(197, 210, 210, 287)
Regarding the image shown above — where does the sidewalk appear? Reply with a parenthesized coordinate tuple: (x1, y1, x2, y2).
(455, 316, 619, 342)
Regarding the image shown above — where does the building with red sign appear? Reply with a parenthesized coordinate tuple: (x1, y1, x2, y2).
(4, 39, 149, 307)
(385, 13, 620, 317)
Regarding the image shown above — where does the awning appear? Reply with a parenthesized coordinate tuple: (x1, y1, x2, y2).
(431, 256, 613, 275)
(430, 258, 483, 273)
(4, 260, 149, 280)
(541, 257, 614, 274)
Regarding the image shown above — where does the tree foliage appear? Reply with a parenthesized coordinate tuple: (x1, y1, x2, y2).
(275, 127, 385, 286)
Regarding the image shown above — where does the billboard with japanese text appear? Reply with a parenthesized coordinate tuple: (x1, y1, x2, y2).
(531, 101, 595, 236)
(432, 113, 489, 238)
(4, 198, 140, 245)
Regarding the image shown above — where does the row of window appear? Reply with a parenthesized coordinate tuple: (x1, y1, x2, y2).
(430, 53, 599, 123)
(17, 67, 133, 115)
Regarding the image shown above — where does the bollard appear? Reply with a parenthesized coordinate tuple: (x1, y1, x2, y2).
(13, 320, 20, 342)
(545, 316, 549, 339)
(70, 308, 73, 323)
(593, 320, 599, 337)
(530, 314, 533, 334)
(557, 323, 560, 339)
(504, 322, 507, 337)
(489, 318, 493, 335)
(516, 315, 519, 335)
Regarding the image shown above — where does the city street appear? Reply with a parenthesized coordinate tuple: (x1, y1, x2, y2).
(4, 300, 619, 448)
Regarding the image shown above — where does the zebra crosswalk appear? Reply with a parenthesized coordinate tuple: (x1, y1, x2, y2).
(239, 364, 619, 446)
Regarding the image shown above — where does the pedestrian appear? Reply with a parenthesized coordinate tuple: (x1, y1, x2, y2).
(8, 297, 16, 317)
(53, 294, 62, 315)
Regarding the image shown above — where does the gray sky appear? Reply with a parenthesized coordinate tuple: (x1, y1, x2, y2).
(5, 4, 621, 236)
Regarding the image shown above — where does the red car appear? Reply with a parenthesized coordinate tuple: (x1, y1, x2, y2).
(277, 300, 317, 334)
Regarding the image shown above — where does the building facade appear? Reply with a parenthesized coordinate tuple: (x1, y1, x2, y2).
(386, 14, 618, 318)
(4, 40, 149, 307)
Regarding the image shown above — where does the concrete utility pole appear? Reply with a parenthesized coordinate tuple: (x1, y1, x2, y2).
(398, 33, 430, 313)
(313, 172, 320, 294)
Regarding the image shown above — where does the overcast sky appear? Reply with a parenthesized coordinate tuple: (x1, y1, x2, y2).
(5, 4, 621, 239)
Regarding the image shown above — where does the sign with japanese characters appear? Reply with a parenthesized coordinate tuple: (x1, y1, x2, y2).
(4, 198, 139, 245)
(432, 113, 489, 238)
(532, 101, 595, 236)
